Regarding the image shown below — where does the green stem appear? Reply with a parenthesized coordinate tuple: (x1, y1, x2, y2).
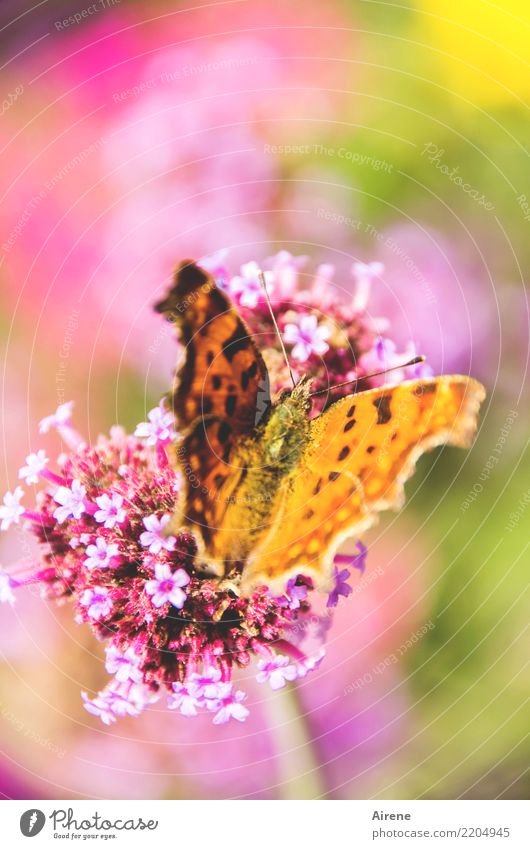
(265, 683, 327, 800)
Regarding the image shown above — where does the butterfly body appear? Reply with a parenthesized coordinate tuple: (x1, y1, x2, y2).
(173, 380, 312, 573)
(261, 379, 312, 467)
(157, 261, 485, 594)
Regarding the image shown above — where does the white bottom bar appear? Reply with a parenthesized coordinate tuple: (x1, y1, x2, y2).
(2, 799, 529, 848)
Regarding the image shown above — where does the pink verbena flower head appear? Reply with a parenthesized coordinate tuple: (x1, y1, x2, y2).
(327, 567, 353, 609)
(81, 681, 155, 724)
(327, 542, 368, 609)
(81, 691, 120, 726)
(134, 402, 176, 447)
(94, 492, 126, 528)
(0, 487, 25, 530)
(2, 248, 429, 726)
(283, 314, 331, 363)
(210, 685, 249, 725)
(227, 261, 274, 309)
(0, 407, 335, 726)
(39, 401, 74, 434)
(144, 562, 189, 609)
(276, 577, 309, 611)
(187, 667, 223, 700)
(105, 645, 144, 684)
(256, 654, 299, 690)
(84, 538, 120, 571)
(140, 515, 176, 555)
(53, 480, 87, 523)
(168, 682, 202, 717)
(335, 540, 368, 576)
(80, 586, 113, 620)
(19, 450, 49, 485)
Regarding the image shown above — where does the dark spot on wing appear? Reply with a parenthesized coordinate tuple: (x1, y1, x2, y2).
(225, 394, 237, 416)
(212, 375, 222, 390)
(346, 404, 356, 418)
(366, 445, 375, 453)
(218, 422, 231, 444)
(338, 446, 350, 461)
(303, 509, 315, 520)
(328, 471, 341, 481)
(206, 351, 215, 366)
(222, 323, 251, 362)
(374, 393, 392, 425)
(313, 478, 322, 495)
(344, 419, 356, 433)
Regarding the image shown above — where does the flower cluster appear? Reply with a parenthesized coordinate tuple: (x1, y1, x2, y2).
(202, 250, 431, 411)
(1, 249, 421, 726)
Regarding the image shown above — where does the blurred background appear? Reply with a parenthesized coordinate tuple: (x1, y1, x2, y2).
(0, 0, 528, 800)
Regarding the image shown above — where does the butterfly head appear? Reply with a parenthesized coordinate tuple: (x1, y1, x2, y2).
(274, 374, 312, 405)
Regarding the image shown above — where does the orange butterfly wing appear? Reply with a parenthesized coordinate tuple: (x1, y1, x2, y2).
(173, 415, 249, 571)
(156, 261, 269, 562)
(155, 260, 270, 431)
(241, 376, 485, 593)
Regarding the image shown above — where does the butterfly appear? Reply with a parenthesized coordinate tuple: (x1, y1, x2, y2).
(155, 260, 485, 595)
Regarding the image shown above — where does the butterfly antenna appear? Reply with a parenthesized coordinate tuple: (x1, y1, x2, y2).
(258, 269, 296, 389)
(310, 355, 426, 397)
